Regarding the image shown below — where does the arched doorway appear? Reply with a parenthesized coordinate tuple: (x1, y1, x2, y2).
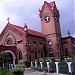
(6, 52, 13, 63)
(48, 49, 54, 57)
(5, 50, 16, 64)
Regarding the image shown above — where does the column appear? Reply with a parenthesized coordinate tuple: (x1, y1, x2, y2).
(55, 62, 59, 74)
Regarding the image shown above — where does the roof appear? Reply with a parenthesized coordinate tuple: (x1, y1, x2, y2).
(62, 36, 75, 40)
(6, 23, 44, 38)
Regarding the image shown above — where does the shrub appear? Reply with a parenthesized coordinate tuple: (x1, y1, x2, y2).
(58, 60, 69, 74)
(39, 58, 43, 62)
(39, 57, 55, 62)
(67, 57, 72, 62)
(16, 64, 25, 68)
(24, 60, 31, 68)
(49, 68, 55, 73)
(55, 58, 60, 62)
(11, 67, 24, 75)
(0, 67, 13, 75)
(49, 62, 56, 73)
(18, 60, 25, 65)
(18, 60, 26, 68)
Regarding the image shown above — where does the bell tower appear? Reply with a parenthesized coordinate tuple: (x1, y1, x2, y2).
(39, 1, 62, 57)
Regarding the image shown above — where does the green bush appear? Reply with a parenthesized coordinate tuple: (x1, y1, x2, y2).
(24, 60, 31, 68)
(18, 60, 25, 64)
(58, 60, 69, 74)
(39, 57, 55, 62)
(67, 57, 72, 62)
(49, 68, 55, 73)
(32, 67, 41, 71)
(16, 64, 25, 68)
(0, 67, 13, 75)
(11, 67, 24, 75)
(18, 60, 26, 68)
(49, 62, 56, 73)
(55, 58, 60, 62)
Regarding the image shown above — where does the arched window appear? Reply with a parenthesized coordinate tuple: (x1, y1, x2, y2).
(48, 49, 54, 57)
(34, 49, 37, 59)
(19, 51, 22, 60)
(6, 38, 13, 45)
(41, 49, 43, 58)
(64, 47, 69, 57)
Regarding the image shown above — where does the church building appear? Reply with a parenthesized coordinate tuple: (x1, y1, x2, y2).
(0, 1, 75, 64)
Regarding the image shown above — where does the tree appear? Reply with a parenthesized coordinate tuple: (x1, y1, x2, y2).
(0, 52, 11, 67)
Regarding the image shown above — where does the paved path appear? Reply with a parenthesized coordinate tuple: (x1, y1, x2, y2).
(24, 68, 68, 75)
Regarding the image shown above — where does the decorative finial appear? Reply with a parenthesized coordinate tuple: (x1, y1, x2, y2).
(24, 23, 28, 32)
(7, 17, 10, 23)
(68, 30, 70, 37)
(39, 8, 41, 12)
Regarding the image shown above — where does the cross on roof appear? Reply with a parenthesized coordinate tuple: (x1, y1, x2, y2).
(7, 17, 10, 23)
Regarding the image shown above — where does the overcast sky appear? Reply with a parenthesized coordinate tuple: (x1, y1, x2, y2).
(0, 0, 75, 37)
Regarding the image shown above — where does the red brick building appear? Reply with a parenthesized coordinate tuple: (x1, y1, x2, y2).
(0, 1, 75, 64)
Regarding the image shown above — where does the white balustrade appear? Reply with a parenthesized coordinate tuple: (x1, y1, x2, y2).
(31, 61, 73, 74)
(55, 62, 59, 74)
(67, 62, 72, 73)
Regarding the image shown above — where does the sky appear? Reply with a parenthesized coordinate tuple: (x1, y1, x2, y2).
(0, 0, 75, 37)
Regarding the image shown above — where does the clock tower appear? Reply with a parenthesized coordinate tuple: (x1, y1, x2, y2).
(39, 1, 62, 57)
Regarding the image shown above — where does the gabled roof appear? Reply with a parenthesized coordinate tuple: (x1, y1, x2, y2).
(0, 23, 44, 38)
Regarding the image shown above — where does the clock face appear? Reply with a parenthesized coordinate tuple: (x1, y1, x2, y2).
(44, 16, 50, 22)
(43, 13, 51, 23)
